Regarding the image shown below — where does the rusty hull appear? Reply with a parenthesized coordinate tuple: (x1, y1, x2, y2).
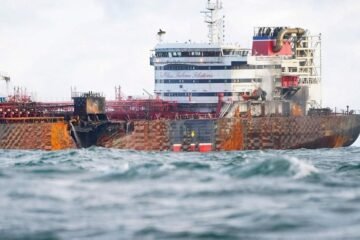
(98, 115, 360, 151)
(0, 115, 359, 151)
(0, 121, 75, 150)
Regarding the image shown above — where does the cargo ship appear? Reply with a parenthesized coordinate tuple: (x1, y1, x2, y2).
(1, 0, 360, 151)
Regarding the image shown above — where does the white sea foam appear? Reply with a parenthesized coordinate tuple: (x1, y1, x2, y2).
(288, 156, 319, 179)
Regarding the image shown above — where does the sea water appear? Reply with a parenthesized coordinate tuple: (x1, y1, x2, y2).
(1, 147, 360, 240)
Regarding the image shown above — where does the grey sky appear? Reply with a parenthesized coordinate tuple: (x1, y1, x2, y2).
(0, 0, 359, 111)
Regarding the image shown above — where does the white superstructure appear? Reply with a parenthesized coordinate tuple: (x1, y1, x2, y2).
(150, 0, 322, 112)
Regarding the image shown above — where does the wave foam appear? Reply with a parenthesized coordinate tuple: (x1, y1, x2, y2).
(288, 156, 319, 179)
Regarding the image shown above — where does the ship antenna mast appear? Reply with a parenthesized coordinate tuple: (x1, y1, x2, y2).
(157, 29, 166, 43)
(0, 72, 10, 96)
(201, 0, 225, 44)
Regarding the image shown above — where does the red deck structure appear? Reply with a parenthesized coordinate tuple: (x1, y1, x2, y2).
(0, 99, 218, 120)
(106, 99, 217, 120)
(0, 102, 73, 119)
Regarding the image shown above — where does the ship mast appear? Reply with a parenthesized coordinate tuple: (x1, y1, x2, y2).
(0, 72, 10, 98)
(202, 0, 225, 45)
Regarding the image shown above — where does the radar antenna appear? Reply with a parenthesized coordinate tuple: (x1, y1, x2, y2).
(0, 73, 10, 83)
(157, 29, 166, 43)
(201, 0, 225, 44)
(0, 73, 11, 96)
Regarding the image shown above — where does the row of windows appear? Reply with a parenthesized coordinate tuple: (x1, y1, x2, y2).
(155, 51, 221, 58)
(155, 64, 281, 71)
(155, 50, 250, 58)
(163, 92, 251, 97)
(155, 79, 262, 84)
(223, 50, 249, 56)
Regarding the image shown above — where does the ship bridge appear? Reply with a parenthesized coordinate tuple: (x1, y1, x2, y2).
(150, 43, 249, 65)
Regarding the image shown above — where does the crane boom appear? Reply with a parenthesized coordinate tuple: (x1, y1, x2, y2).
(142, 89, 154, 99)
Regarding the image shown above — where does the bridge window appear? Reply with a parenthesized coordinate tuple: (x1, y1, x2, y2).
(155, 52, 169, 58)
(203, 51, 221, 57)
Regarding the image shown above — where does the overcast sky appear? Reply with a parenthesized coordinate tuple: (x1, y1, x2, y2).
(0, 0, 359, 110)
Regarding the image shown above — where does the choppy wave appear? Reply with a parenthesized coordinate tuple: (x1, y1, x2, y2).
(1, 147, 360, 239)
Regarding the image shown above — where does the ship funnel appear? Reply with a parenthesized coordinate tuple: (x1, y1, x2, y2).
(273, 28, 305, 52)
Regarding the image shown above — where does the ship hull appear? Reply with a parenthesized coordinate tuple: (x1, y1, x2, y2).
(1, 115, 359, 151)
(97, 115, 360, 151)
(0, 121, 75, 150)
